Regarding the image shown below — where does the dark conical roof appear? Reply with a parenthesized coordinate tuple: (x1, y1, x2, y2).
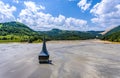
(40, 36, 49, 56)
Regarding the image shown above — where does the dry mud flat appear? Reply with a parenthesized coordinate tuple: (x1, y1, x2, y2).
(0, 40, 120, 78)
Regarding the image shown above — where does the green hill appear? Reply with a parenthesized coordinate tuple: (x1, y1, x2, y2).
(101, 25, 120, 42)
(0, 21, 42, 43)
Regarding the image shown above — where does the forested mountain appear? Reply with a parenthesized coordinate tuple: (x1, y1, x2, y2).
(39, 29, 102, 40)
(101, 25, 120, 42)
(0, 21, 42, 43)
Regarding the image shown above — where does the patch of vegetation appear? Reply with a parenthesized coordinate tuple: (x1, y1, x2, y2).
(0, 24, 2, 28)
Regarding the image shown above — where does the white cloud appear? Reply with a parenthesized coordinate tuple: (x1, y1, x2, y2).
(13, 0, 19, 3)
(77, 0, 91, 11)
(24, 1, 45, 11)
(17, 1, 88, 31)
(90, 0, 120, 29)
(0, 1, 16, 22)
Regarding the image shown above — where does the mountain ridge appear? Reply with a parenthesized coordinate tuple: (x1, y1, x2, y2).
(2, 21, 119, 42)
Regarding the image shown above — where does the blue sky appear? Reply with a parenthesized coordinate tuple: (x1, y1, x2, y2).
(0, 0, 120, 31)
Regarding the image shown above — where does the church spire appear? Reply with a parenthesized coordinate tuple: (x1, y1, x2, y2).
(38, 35, 49, 63)
(42, 35, 49, 55)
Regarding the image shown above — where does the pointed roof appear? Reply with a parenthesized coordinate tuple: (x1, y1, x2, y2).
(40, 36, 49, 56)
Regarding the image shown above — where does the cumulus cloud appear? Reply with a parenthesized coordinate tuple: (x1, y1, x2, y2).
(24, 1, 45, 11)
(77, 0, 91, 11)
(0, 1, 16, 22)
(90, 0, 120, 29)
(17, 1, 88, 31)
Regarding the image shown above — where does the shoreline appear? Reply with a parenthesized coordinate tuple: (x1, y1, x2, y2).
(0, 39, 120, 44)
(95, 39, 120, 44)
